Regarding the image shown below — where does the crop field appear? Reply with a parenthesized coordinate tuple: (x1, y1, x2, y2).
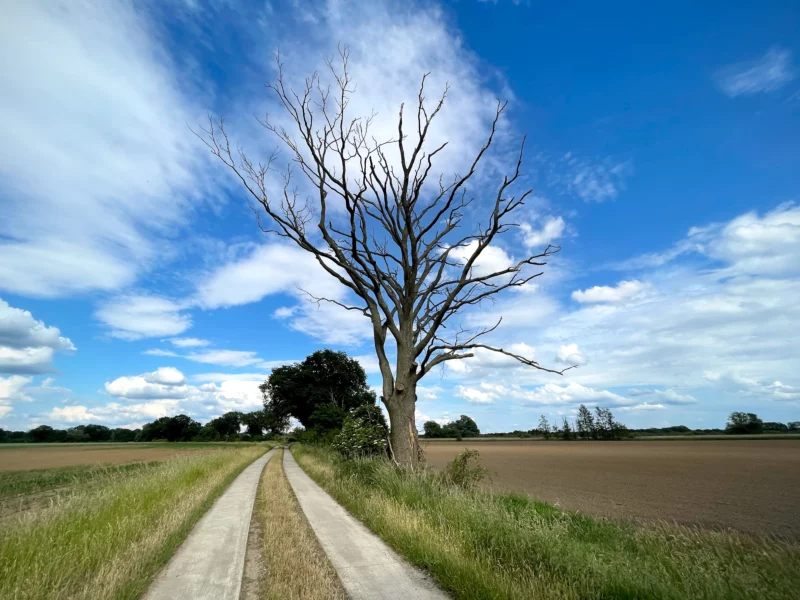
(0, 444, 270, 600)
(0, 443, 210, 471)
(423, 439, 800, 537)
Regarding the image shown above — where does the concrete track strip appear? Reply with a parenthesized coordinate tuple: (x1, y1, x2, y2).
(143, 448, 277, 600)
(283, 449, 449, 600)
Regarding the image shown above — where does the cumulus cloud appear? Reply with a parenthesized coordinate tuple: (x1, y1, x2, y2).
(47, 405, 102, 423)
(196, 243, 372, 345)
(0, 299, 75, 374)
(456, 385, 497, 404)
(704, 371, 800, 401)
(105, 367, 188, 400)
(449, 241, 515, 278)
(520, 217, 565, 248)
(571, 280, 650, 304)
(556, 343, 586, 366)
(0, 375, 35, 404)
(715, 47, 795, 97)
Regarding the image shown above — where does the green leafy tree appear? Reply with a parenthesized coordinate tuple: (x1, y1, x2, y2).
(83, 424, 112, 442)
(538, 415, 551, 440)
(195, 425, 220, 441)
(241, 411, 265, 436)
(452, 415, 480, 438)
(561, 418, 573, 441)
(65, 426, 90, 442)
(725, 412, 764, 435)
(30, 425, 55, 443)
(763, 422, 788, 432)
(208, 411, 244, 439)
(261, 350, 376, 434)
(423, 421, 443, 438)
(788, 422, 800, 431)
(575, 404, 595, 440)
(165, 415, 201, 441)
(112, 428, 136, 442)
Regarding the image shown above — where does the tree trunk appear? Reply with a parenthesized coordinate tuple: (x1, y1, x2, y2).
(383, 381, 420, 468)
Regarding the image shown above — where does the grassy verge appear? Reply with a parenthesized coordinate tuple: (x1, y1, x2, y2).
(293, 444, 800, 600)
(256, 448, 346, 600)
(0, 444, 272, 600)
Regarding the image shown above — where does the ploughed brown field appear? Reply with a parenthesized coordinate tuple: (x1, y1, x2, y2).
(424, 440, 800, 537)
(0, 444, 196, 471)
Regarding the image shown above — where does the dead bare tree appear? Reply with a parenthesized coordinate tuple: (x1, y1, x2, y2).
(196, 49, 574, 467)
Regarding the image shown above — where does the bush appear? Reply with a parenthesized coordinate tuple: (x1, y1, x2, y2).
(332, 406, 388, 459)
(441, 449, 487, 490)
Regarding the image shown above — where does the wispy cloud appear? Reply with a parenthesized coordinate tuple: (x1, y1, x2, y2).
(715, 47, 795, 97)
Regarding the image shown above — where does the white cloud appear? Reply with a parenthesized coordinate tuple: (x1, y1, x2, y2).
(465, 204, 800, 400)
(169, 338, 210, 348)
(449, 241, 515, 277)
(456, 385, 497, 404)
(0, 299, 75, 351)
(704, 371, 800, 401)
(95, 296, 192, 340)
(571, 280, 650, 304)
(0, 299, 75, 374)
(715, 47, 795, 97)
(626, 388, 696, 405)
(618, 403, 666, 412)
(185, 350, 264, 368)
(143, 349, 180, 357)
(0, 375, 35, 404)
(105, 367, 188, 400)
(0, 1, 210, 298)
(190, 372, 273, 383)
(552, 154, 632, 203)
(520, 216, 565, 248)
(196, 243, 372, 345)
(556, 343, 586, 366)
(513, 382, 630, 406)
(353, 354, 381, 375)
(47, 405, 102, 423)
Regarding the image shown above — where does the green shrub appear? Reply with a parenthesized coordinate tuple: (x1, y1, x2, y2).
(332, 406, 388, 459)
(441, 449, 487, 490)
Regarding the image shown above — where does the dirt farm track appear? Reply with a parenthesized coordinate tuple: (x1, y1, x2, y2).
(424, 440, 800, 537)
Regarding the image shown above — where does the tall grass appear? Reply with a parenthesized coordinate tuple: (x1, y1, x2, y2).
(293, 444, 800, 600)
(255, 448, 346, 600)
(0, 445, 269, 600)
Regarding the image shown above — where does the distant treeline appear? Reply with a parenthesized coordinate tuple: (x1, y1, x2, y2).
(0, 410, 282, 444)
(425, 409, 800, 440)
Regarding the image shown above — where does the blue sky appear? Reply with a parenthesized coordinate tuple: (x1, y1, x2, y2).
(1, 0, 799, 433)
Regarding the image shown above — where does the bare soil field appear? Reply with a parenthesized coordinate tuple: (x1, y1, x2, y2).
(424, 440, 800, 537)
(0, 444, 195, 471)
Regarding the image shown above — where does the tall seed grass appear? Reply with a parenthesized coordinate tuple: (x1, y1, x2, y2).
(256, 448, 346, 600)
(293, 444, 800, 600)
(0, 445, 269, 600)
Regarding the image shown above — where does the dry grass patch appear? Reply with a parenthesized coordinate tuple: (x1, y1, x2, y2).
(257, 448, 346, 600)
